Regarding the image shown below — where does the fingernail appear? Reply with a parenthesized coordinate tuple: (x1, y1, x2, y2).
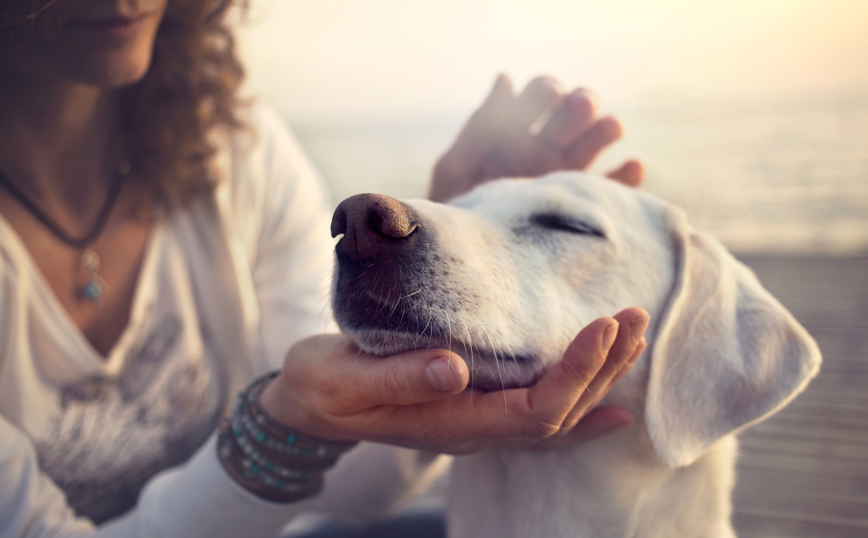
(602, 322, 619, 353)
(630, 315, 650, 344)
(568, 90, 596, 115)
(427, 357, 461, 393)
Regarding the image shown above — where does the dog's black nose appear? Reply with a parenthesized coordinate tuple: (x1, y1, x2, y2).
(331, 193, 419, 261)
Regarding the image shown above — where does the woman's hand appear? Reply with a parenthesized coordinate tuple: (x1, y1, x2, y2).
(524, 308, 648, 451)
(429, 74, 644, 203)
(260, 308, 649, 454)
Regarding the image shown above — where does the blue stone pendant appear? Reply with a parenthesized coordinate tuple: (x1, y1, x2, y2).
(81, 278, 105, 301)
(79, 248, 106, 303)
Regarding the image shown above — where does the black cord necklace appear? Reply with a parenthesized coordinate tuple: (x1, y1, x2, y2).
(0, 161, 129, 303)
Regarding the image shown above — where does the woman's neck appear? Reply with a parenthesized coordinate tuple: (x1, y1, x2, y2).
(0, 61, 119, 214)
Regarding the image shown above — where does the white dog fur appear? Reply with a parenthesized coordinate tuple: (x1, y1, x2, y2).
(328, 172, 822, 538)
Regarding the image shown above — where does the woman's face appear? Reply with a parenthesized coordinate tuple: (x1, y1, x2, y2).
(2, 0, 169, 89)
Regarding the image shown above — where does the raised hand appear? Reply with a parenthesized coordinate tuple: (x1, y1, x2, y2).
(430, 74, 644, 202)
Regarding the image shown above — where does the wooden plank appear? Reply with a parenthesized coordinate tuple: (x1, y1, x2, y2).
(733, 493, 868, 525)
(735, 467, 868, 498)
(737, 452, 868, 478)
(733, 511, 868, 538)
(779, 388, 868, 408)
(746, 416, 868, 440)
(729, 254, 868, 537)
(738, 436, 868, 462)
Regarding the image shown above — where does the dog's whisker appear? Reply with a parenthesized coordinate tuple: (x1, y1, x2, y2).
(475, 319, 509, 411)
(404, 286, 423, 299)
(446, 316, 453, 356)
(458, 316, 479, 399)
(413, 313, 433, 346)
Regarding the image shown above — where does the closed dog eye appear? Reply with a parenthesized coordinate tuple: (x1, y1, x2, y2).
(530, 214, 606, 239)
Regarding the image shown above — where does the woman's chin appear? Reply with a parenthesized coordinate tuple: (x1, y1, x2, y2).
(76, 52, 154, 90)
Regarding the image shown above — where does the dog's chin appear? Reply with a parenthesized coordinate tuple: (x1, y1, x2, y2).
(344, 328, 543, 392)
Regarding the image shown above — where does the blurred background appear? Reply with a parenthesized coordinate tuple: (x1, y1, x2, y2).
(237, 1, 868, 536)
(238, 0, 868, 254)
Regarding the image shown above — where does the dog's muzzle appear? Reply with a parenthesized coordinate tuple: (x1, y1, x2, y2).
(331, 194, 435, 337)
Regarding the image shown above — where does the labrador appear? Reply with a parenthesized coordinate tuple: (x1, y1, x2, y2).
(329, 172, 821, 538)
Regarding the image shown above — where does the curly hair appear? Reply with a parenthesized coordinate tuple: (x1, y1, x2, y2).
(1, 0, 248, 212)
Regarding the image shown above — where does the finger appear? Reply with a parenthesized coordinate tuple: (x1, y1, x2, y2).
(481, 77, 565, 179)
(512, 76, 564, 133)
(555, 406, 634, 445)
(606, 159, 645, 187)
(536, 88, 598, 149)
(306, 340, 470, 412)
(429, 75, 517, 201)
(560, 336, 646, 431)
(609, 337, 647, 387)
(481, 135, 559, 179)
(591, 308, 649, 388)
(524, 317, 619, 430)
(362, 351, 469, 408)
(564, 115, 623, 170)
(444, 73, 515, 164)
(559, 309, 648, 428)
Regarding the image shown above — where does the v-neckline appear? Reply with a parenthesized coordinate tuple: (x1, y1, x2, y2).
(0, 211, 164, 377)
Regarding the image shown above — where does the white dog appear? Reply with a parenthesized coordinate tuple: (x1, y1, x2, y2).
(328, 172, 821, 538)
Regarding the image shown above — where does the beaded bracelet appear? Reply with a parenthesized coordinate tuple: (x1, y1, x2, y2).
(218, 426, 323, 502)
(241, 374, 354, 461)
(217, 372, 357, 503)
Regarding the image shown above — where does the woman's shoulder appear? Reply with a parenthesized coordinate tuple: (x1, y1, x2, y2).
(218, 103, 330, 213)
(211, 102, 333, 263)
(226, 103, 326, 190)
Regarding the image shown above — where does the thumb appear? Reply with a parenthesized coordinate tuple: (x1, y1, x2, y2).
(344, 349, 470, 409)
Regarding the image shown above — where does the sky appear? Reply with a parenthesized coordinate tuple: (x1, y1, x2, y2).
(236, 0, 868, 120)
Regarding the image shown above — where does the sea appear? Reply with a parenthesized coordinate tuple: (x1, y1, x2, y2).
(289, 93, 868, 255)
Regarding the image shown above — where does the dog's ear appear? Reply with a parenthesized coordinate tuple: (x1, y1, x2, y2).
(644, 210, 821, 467)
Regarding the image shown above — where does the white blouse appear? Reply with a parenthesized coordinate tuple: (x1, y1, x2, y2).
(0, 105, 342, 537)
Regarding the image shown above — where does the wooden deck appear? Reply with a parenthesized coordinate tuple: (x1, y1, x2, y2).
(731, 254, 868, 538)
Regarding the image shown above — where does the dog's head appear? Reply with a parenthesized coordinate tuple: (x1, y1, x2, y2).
(331, 172, 821, 466)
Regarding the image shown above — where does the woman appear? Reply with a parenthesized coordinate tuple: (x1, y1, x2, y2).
(0, 0, 648, 536)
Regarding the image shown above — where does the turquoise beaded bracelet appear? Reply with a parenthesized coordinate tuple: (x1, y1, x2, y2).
(217, 372, 357, 502)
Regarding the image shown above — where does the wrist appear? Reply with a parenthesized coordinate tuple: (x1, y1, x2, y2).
(217, 373, 357, 503)
(217, 425, 323, 503)
(258, 374, 294, 426)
